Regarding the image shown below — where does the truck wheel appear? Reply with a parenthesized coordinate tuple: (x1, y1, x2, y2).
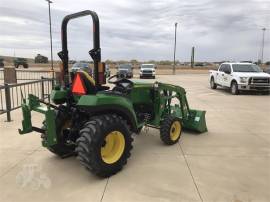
(231, 81, 239, 95)
(76, 114, 133, 177)
(23, 64, 28, 68)
(42, 106, 75, 158)
(210, 77, 217, 89)
(160, 116, 182, 145)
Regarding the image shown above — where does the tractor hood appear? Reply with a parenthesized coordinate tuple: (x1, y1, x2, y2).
(132, 80, 154, 86)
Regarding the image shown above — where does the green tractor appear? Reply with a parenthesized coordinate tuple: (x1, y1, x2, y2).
(19, 10, 207, 177)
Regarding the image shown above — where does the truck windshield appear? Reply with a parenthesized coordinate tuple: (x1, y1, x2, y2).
(119, 64, 131, 70)
(141, 64, 154, 68)
(73, 63, 89, 68)
(232, 64, 262, 72)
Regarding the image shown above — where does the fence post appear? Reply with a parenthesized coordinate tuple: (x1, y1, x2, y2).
(51, 77, 55, 89)
(4, 83, 11, 122)
(41, 77, 45, 101)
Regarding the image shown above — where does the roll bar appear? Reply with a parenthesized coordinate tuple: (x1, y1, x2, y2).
(58, 10, 101, 87)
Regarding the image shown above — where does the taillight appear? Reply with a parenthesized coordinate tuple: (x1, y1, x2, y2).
(72, 73, 86, 95)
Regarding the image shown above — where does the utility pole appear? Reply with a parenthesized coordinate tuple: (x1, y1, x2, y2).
(45, 0, 54, 71)
(173, 22, 178, 75)
(261, 28, 266, 64)
(191, 46, 195, 68)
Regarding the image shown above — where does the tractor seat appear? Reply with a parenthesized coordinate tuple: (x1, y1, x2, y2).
(74, 70, 110, 94)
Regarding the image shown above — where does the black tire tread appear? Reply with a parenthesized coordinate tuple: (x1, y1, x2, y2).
(210, 77, 217, 89)
(231, 81, 239, 95)
(76, 114, 133, 177)
(160, 115, 182, 145)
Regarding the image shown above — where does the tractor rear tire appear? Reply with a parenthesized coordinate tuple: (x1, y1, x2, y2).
(76, 114, 133, 177)
(42, 106, 75, 158)
(160, 116, 182, 145)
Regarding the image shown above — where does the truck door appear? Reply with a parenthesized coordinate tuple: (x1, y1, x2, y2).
(222, 64, 232, 87)
(216, 64, 226, 85)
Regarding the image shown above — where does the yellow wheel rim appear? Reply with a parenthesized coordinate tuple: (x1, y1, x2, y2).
(101, 131, 125, 164)
(170, 121, 181, 141)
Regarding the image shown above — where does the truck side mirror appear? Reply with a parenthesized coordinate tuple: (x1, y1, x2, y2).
(224, 69, 231, 74)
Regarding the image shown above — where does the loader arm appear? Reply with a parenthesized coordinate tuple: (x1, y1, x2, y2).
(150, 82, 207, 133)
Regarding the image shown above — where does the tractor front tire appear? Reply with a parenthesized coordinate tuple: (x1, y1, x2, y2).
(42, 106, 75, 158)
(76, 114, 133, 177)
(160, 116, 182, 145)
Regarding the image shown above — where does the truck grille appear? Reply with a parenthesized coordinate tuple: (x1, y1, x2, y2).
(142, 70, 152, 73)
(248, 77, 270, 85)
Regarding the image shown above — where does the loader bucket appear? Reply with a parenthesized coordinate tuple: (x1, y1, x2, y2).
(183, 109, 207, 133)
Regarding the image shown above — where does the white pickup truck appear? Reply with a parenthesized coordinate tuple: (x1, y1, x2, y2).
(210, 62, 270, 95)
(140, 64, 156, 79)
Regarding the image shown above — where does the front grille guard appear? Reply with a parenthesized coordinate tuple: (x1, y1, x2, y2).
(248, 77, 270, 85)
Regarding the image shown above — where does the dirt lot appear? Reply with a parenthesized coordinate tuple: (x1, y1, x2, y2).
(0, 74, 269, 202)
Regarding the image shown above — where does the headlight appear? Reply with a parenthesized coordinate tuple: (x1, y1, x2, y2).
(240, 77, 248, 83)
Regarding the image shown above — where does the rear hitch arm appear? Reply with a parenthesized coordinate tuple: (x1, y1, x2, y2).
(18, 94, 58, 147)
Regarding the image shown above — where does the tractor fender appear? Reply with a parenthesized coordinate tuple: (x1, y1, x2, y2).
(76, 95, 138, 132)
(78, 105, 138, 132)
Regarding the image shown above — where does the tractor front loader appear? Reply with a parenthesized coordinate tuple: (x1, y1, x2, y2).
(19, 10, 207, 177)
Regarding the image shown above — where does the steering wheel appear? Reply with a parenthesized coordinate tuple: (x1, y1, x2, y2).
(108, 74, 120, 84)
(108, 75, 133, 94)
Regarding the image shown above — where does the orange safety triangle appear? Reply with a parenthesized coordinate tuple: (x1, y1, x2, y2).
(72, 74, 86, 95)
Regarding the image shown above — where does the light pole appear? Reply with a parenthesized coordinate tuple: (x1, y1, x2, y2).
(261, 28, 266, 64)
(173, 22, 178, 75)
(45, 0, 54, 71)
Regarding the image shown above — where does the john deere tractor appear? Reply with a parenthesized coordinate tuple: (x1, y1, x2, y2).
(19, 10, 207, 177)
